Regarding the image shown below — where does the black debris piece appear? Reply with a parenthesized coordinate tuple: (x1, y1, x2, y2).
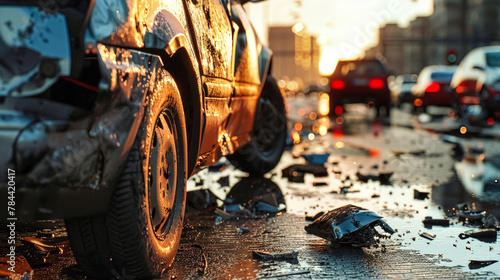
(186, 189, 218, 212)
(313, 181, 328, 187)
(355, 172, 378, 183)
(468, 260, 498, 270)
(304, 204, 395, 247)
(414, 189, 430, 200)
(217, 175, 230, 187)
(459, 229, 497, 243)
(423, 216, 449, 228)
(378, 172, 393, 185)
(236, 226, 250, 235)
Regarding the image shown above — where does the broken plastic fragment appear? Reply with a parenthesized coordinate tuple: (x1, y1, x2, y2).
(304, 204, 395, 247)
(459, 229, 497, 243)
(468, 260, 498, 270)
(423, 216, 449, 228)
(419, 232, 436, 240)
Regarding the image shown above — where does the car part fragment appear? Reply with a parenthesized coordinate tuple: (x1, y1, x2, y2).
(305, 205, 395, 247)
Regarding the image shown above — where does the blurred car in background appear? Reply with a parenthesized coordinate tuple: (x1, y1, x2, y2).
(329, 59, 391, 117)
(389, 74, 417, 108)
(450, 46, 500, 119)
(412, 65, 457, 112)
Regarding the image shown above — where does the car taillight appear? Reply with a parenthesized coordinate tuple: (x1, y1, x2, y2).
(456, 80, 476, 94)
(331, 79, 345, 90)
(368, 79, 384, 89)
(425, 82, 440, 93)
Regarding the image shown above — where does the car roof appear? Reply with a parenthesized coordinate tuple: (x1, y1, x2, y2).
(473, 45, 500, 53)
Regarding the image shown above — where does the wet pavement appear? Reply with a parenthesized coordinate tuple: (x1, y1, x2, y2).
(2, 93, 500, 279)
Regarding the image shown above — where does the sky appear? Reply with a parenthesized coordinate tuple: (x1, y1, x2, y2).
(245, 0, 433, 75)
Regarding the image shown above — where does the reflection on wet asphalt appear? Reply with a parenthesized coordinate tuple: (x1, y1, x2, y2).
(2, 94, 500, 279)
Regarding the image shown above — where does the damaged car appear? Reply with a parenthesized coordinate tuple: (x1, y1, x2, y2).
(0, 0, 287, 278)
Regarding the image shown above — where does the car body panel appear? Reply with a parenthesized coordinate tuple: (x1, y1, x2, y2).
(0, 0, 274, 220)
(451, 46, 500, 110)
(412, 65, 456, 107)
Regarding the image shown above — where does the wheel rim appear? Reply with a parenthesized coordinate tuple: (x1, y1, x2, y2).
(148, 109, 177, 241)
(253, 96, 285, 153)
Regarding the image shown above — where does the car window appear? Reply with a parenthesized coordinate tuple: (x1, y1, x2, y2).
(486, 52, 500, 67)
(430, 72, 454, 81)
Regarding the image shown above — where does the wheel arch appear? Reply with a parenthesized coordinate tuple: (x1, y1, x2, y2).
(144, 9, 204, 177)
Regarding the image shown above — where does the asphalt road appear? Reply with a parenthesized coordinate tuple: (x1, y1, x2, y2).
(1, 93, 500, 279)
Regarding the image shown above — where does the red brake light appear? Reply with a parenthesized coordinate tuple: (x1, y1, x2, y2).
(425, 82, 440, 93)
(368, 79, 384, 89)
(330, 79, 345, 90)
(456, 80, 476, 94)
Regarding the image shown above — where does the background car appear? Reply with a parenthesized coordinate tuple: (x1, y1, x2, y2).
(411, 65, 457, 112)
(450, 46, 500, 120)
(329, 59, 392, 117)
(389, 74, 417, 108)
(0, 0, 286, 278)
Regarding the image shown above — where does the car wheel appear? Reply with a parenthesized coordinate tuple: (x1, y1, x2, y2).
(229, 76, 287, 176)
(66, 69, 187, 278)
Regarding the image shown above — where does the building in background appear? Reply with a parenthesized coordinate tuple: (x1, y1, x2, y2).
(365, 0, 500, 75)
(268, 26, 321, 87)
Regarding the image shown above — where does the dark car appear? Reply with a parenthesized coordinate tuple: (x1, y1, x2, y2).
(389, 74, 417, 108)
(0, 0, 286, 278)
(328, 59, 391, 117)
(411, 65, 456, 112)
(450, 46, 500, 119)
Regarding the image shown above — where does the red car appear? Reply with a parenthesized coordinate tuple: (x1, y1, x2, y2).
(329, 59, 391, 117)
(411, 65, 456, 112)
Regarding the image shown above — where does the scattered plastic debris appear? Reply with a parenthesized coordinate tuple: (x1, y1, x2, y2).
(304, 204, 395, 247)
(468, 260, 498, 270)
(313, 181, 328, 187)
(252, 250, 299, 261)
(423, 216, 449, 227)
(355, 172, 393, 185)
(282, 164, 328, 182)
(459, 229, 497, 243)
(302, 153, 329, 165)
(419, 232, 436, 241)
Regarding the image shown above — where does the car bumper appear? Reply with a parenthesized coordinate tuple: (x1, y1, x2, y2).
(330, 91, 390, 106)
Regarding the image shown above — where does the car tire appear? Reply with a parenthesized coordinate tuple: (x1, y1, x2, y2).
(229, 76, 287, 176)
(66, 69, 187, 278)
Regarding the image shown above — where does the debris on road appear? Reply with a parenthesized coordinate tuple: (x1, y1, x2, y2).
(252, 250, 299, 261)
(355, 172, 393, 185)
(459, 229, 497, 243)
(22, 237, 62, 254)
(423, 216, 450, 227)
(414, 189, 430, 200)
(214, 209, 234, 220)
(419, 232, 436, 240)
(304, 204, 395, 247)
(483, 214, 500, 229)
(282, 164, 328, 182)
(302, 153, 330, 165)
(468, 260, 498, 270)
(313, 181, 328, 187)
(236, 226, 250, 235)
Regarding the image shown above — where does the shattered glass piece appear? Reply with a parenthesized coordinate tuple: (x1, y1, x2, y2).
(414, 189, 430, 200)
(304, 205, 395, 247)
